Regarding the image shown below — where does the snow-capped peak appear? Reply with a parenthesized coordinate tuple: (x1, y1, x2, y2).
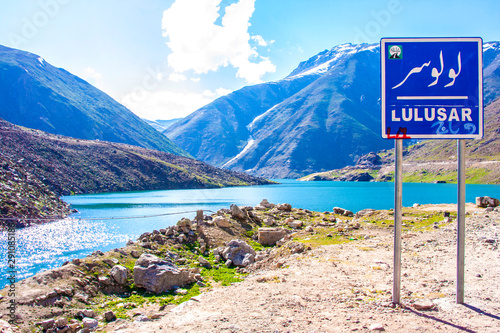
(286, 43, 379, 79)
(483, 41, 500, 52)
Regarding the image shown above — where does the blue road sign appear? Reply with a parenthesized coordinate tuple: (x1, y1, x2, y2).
(381, 38, 483, 139)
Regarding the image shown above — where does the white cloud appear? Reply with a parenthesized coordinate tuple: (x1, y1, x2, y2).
(121, 88, 233, 121)
(215, 87, 232, 96)
(251, 35, 267, 47)
(168, 73, 187, 82)
(81, 67, 105, 89)
(162, 0, 276, 84)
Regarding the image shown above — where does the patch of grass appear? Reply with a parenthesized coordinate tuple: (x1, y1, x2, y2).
(248, 239, 265, 251)
(201, 265, 245, 287)
(403, 170, 457, 183)
(465, 167, 491, 184)
(294, 228, 355, 247)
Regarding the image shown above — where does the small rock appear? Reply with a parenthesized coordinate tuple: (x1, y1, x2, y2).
(287, 220, 303, 229)
(55, 317, 68, 328)
(98, 276, 112, 285)
(80, 309, 95, 318)
(130, 250, 141, 258)
(110, 265, 129, 285)
(221, 239, 256, 267)
(41, 319, 55, 330)
(230, 204, 246, 220)
(276, 203, 292, 211)
(343, 210, 354, 217)
(476, 196, 500, 208)
(263, 217, 275, 226)
(150, 313, 163, 319)
(134, 315, 153, 322)
(175, 289, 188, 295)
(260, 199, 275, 208)
(82, 317, 98, 329)
(198, 256, 212, 269)
(258, 227, 287, 246)
(369, 323, 385, 331)
(213, 216, 231, 228)
(413, 300, 435, 311)
(104, 310, 116, 322)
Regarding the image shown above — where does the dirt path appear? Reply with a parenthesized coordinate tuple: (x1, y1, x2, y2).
(107, 209, 500, 333)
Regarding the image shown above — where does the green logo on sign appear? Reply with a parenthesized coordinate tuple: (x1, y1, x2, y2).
(389, 45, 402, 59)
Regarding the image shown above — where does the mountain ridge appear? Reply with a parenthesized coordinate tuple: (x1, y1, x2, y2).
(0, 45, 188, 156)
(165, 42, 500, 178)
(0, 117, 273, 226)
(165, 43, 393, 178)
(300, 95, 500, 184)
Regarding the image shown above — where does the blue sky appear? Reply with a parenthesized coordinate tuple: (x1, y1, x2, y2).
(1, 0, 499, 120)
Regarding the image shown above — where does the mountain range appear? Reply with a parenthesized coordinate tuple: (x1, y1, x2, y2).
(165, 42, 500, 179)
(0, 45, 187, 156)
(300, 95, 500, 184)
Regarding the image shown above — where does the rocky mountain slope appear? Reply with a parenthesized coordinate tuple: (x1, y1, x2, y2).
(0, 45, 187, 156)
(165, 42, 500, 179)
(0, 118, 272, 225)
(301, 96, 500, 184)
(0, 150, 70, 227)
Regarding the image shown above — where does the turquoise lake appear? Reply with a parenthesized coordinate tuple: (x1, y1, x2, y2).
(2, 179, 500, 288)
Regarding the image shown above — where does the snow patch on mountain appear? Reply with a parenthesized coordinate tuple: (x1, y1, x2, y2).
(286, 43, 379, 79)
(222, 136, 255, 168)
(247, 106, 277, 132)
(484, 42, 500, 51)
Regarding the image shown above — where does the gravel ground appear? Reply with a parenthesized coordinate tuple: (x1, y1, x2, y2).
(107, 207, 500, 333)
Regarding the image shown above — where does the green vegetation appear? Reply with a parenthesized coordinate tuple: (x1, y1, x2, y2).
(295, 229, 358, 247)
(403, 170, 457, 183)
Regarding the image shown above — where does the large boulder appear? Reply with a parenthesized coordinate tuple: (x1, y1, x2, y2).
(333, 207, 354, 217)
(355, 209, 376, 218)
(221, 240, 256, 267)
(258, 228, 287, 246)
(83, 318, 98, 329)
(260, 199, 275, 208)
(110, 265, 128, 285)
(213, 216, 231, 228)
(133, 254, 194, 294)
(177, 218, 192, 233)
(476, 196, 500, 208)
(230, 204, 246, 220)
(276, 203, 292, 211)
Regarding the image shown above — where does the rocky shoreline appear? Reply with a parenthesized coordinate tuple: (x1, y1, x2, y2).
(0, 199, 499, 332)
(0, 118, 274, 228)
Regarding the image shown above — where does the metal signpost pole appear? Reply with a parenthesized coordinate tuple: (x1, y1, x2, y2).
(381, 37, 482, 306)
(457, 139, 466, 303)
(392, 139, 403, 305)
